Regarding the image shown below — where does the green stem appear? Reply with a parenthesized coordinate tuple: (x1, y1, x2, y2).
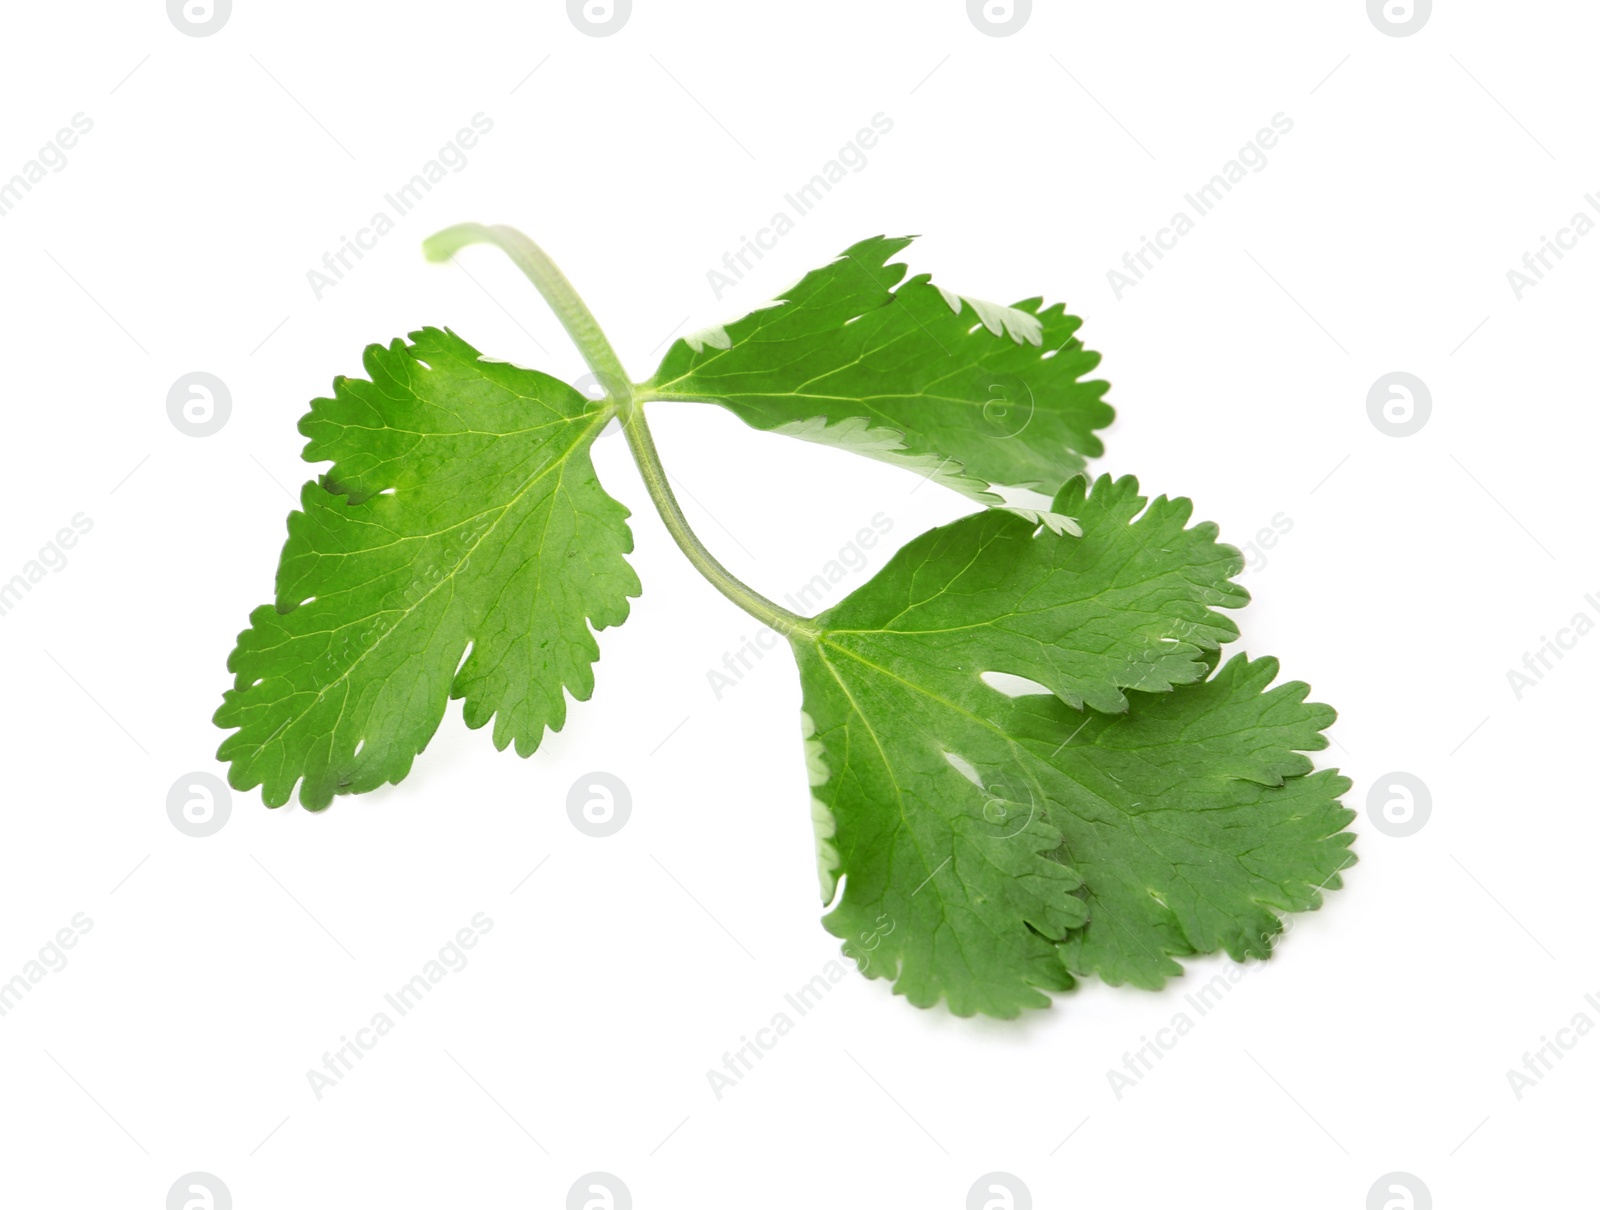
(423, 223, 630, 395)
(424, 223, 816, 640)
(618, 401, 815, 638)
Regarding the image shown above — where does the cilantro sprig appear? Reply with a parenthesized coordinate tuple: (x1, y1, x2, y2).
(215, 223, 1354, 1017)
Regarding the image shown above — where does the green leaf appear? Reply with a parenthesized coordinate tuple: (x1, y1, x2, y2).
(214, 327, 639, 810)
(647, 236, 1113, 513)
(794, 476, 1352, 1017)
(1018, 656, 1355, 990)
(810, 475, 1249, 716)
(214, 223, 1354, 1022)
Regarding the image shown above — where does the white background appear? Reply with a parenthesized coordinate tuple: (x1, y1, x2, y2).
(0, 1, 1593, 1206)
